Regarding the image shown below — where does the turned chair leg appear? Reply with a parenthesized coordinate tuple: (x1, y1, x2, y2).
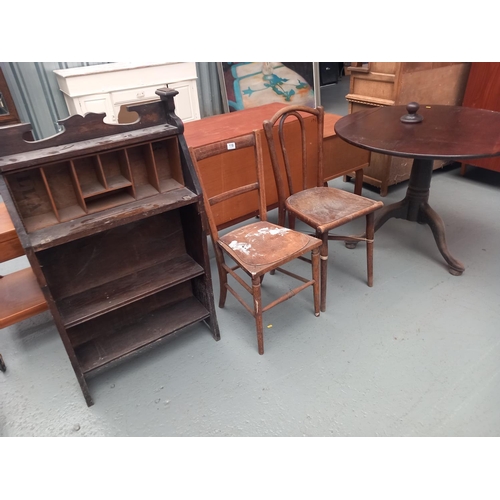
(311, 247, 321, 316)
(213, 244, 229, 308)
(217, 262, 229, 308)
(318, 230, 329, 313)
(366, 212, 374, 287)
(252, 275, 264, 354)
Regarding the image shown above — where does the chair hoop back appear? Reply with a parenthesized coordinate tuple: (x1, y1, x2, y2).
(263, 105, 325, 201)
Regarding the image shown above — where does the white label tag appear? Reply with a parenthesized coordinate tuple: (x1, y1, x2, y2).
(227, 142, 236, 150)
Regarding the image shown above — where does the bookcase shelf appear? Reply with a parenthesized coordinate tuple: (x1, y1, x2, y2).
(74, 295, 210, 374)
(6, 134, 185, 235)
(0, 88, 220, 406)
(58, 254, 204, 328)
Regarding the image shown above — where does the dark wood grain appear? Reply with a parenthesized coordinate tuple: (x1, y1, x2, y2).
(0, 91, 178, 158)
(335, 103, 500, 276)
(67, 281, 193, 347)
(0, 124, 179, 173)
(74, 296, 210, 374)
(335, 104, 500, 160)
(59, 254, 204, 327)
(29, 185, 197, 251)
(37, 210, 187, 299)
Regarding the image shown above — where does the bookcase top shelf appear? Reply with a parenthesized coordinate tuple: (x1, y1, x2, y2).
(0, 123, 180, 172)
(0, 88, 182, 163)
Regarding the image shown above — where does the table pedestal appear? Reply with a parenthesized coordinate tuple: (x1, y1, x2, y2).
(372, 158, 465, 275)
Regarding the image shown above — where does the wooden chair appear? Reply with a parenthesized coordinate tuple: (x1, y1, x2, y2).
(263, 105, 384, 312)
(189, 132, 322, 355)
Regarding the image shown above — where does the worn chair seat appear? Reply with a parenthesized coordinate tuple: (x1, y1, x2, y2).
(219, 220, 321, 277)
(286, 186, 383, 233)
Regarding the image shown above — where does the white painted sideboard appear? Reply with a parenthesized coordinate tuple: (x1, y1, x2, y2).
(54, 62, 201, 124)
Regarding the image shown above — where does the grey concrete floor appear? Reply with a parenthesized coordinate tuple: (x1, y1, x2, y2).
(1, 163, 499, 437)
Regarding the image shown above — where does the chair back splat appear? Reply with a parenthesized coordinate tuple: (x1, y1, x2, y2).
(190, 131, 322, 355)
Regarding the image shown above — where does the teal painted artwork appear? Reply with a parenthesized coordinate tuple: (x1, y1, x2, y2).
(222, 63, 315, 112)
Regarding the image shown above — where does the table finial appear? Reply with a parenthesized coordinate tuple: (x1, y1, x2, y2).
(400, 102, 423, 124)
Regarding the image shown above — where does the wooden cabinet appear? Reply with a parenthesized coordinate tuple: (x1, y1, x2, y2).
(346, 62, 471, 195)
(54, 62, 201, 124)
(0, 89, 219, 406)
(183, 103, 370, 229)
(460, 62, 500, 174)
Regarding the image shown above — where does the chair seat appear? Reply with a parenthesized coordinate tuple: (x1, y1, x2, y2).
(219, 220, 321, 276)
(286, 186, 383, 232)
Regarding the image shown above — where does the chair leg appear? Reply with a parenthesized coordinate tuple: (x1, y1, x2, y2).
(311, 247, 321, 316)
(216, 260, 229, 308)
(213, 244, 229, 308)
(0, 353, 6, 372)
(288, 212, 296, 230)
(252, 275, 265, 355)
(318, 230, 329, 312)
(366, 212, 374, 287)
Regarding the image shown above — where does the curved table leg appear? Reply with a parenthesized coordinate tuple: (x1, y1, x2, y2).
(418, 203, 465, 276)
(344, 157, 465, 275)
(373, 198, 409, 232)
(344, 198, 408, 249)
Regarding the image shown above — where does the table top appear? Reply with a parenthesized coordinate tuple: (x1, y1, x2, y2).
(334, 104, 500, 160)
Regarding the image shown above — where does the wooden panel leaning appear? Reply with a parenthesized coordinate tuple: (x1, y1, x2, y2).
(0, 88, 220, 405)
(263, 105, 384, 313)
(190, 132, 322, 355)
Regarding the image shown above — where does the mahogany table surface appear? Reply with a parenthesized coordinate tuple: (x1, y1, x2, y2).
(335, 104, 500, 276)
(334, 104, 500, 161)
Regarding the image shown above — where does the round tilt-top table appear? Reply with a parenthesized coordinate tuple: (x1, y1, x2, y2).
(334, 103, 500, 275)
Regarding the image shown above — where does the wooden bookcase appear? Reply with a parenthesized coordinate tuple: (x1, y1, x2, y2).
(0, 88, 220, 406)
